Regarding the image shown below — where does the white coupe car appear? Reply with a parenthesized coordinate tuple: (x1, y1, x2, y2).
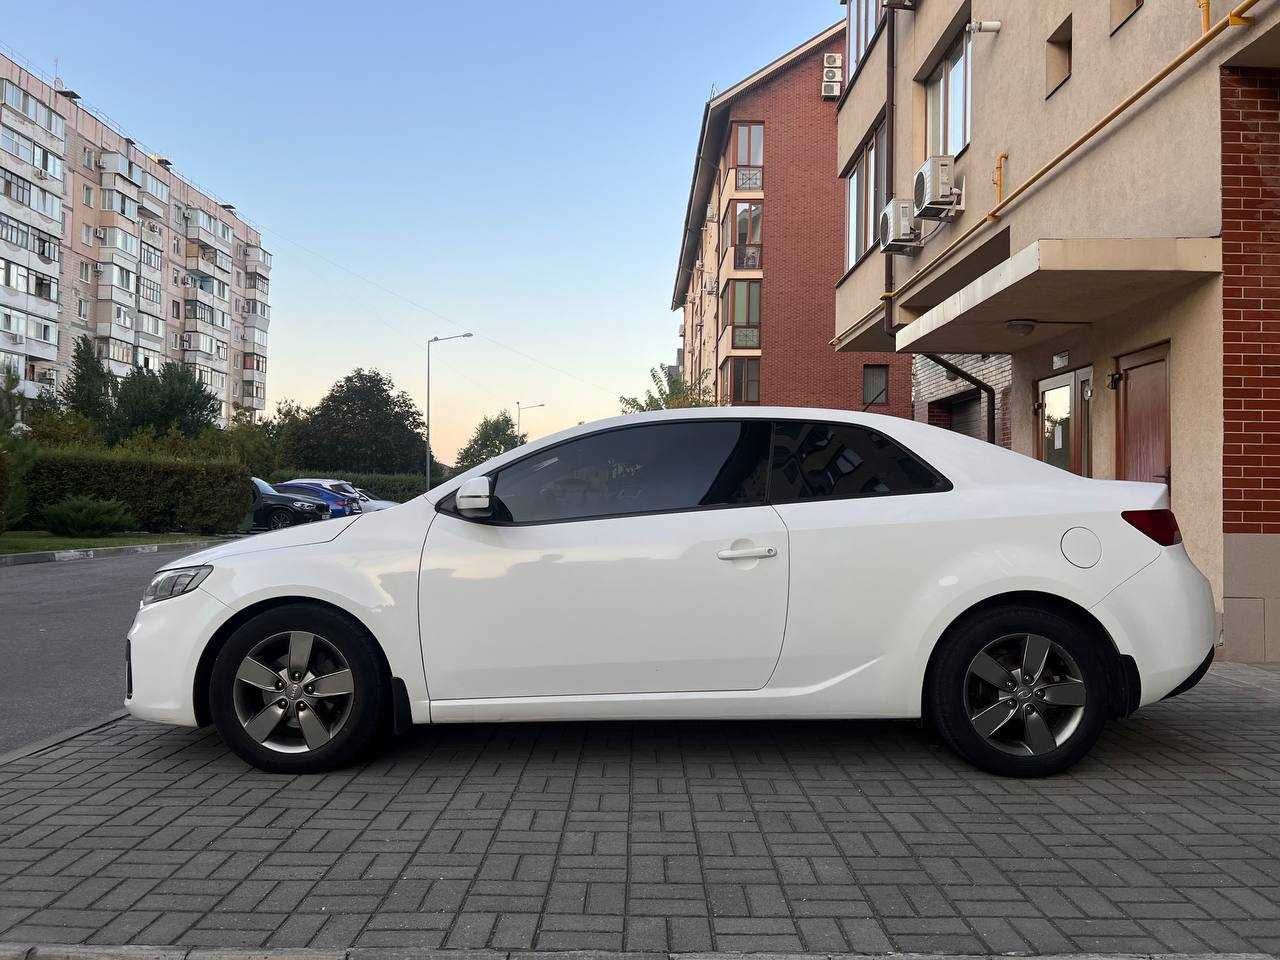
(126, 408, 1215, 778)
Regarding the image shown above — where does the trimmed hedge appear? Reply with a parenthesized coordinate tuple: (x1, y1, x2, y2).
(28, 447, 252, 534)
(0, 449, 8, 534)
(43, 496, 135, 537)
(268, 469, 431, 503)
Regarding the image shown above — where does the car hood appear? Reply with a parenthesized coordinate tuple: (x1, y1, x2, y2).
(161, 515, 361, 570)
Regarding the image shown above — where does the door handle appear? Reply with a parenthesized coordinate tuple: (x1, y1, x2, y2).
(717, 545, 777, 561)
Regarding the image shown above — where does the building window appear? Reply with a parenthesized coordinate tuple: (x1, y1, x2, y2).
(846, 122, 887, 267)
(77, 298, 89, 319)
(82, 146, 93, 169)
(79, 261, 90, 282)
(82, 184, 92, 207)
(926, 31, 972, 156)
(1111, 0, 1143, 32)
(724, 200, 762, 269)
(732, 123, 764, 189)
(721, 279, 761, 348)
(171, 299, 180, 320)
(862, 364, 889, 406)
(722, 356, 760, 404)
(1046, 16, 1072, 98)
(81, 224, 91, 246)
(849, 0, 882, 67)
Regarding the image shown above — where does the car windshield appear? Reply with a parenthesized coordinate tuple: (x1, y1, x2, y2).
(252, 477, 275, 495)
(332, 482, 360, 496)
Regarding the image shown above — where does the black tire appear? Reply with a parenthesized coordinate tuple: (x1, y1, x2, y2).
(927, 604, 1109, 777)
(268, 509, 294, 530)
(209, 603, 389, 773)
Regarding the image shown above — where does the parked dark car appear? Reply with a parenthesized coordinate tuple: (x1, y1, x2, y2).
(273, 481, 362, 518)
(250, 477, 330, 530)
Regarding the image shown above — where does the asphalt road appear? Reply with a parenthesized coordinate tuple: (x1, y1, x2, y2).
(0, 550, 192, 754)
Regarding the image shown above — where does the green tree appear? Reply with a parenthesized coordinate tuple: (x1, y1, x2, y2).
(0, 369, 36, 529)
(108, 363, 218, 443)
(59, 336, 115, 426)
(287, 369, 431, 474)
(454, 411, 525, 473)
(619, 367, 713, 414)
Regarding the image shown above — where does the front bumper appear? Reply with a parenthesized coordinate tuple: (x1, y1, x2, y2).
(1091, 547, 1216, 706)
(125, 585, 228, 726)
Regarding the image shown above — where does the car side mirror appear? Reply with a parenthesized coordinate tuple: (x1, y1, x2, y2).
(456, 476, 492, 518)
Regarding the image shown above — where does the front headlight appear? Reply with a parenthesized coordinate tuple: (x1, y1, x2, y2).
(292, 501, 315, 510)
(141, 565, 212, 607)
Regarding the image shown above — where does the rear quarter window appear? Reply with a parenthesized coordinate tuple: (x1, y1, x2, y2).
(769, 421, 951, 503)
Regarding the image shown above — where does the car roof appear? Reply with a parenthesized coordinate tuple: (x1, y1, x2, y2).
(424, 406, 1085, 502)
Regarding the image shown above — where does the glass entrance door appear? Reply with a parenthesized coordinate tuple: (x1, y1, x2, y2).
(1037, 367, 1093, 476)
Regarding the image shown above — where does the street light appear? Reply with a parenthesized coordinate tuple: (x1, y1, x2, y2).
(426, 332, 472, 490)
(515, 400, 545, 436)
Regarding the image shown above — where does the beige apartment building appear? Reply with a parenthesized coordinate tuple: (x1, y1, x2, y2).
(832, 0, 1280, 661)
(0, 52, 271, 422)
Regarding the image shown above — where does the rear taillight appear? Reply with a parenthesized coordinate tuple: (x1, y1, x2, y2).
(1122, 509, 1182, 546)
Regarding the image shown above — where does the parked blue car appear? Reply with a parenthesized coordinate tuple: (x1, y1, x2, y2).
(272, 481, 362, 518)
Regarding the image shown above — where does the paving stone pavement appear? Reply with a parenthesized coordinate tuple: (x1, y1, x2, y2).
(0, 665, 1278, 956)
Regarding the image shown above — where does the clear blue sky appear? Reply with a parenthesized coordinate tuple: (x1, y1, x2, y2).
(6, 0, 839, 460)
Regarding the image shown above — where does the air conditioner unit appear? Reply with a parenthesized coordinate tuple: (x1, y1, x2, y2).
(181, 334, 192, 349)
(879, 199, 921, 254)
(4, 331, 23, 345)
(821, 81, 842, 99)
(34, 169, 48, 181)
(182, 276, 194, 286)
(147, 222, 161, 234)
(913, 155, 961, 220)
(96, 158, 107, 170)
(94, 227, 107, 239)
(823, 53, 844, 69)
(92, 263, 104, 275)
(823, 67, 843, 83)
(702, 277, 717, 295)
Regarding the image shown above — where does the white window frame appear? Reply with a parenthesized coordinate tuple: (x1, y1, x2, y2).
(926, 31, 973, 157)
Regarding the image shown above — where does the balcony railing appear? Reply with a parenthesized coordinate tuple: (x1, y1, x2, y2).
(734, 244, 763, 270)
(732, 326, 760, 349)
(735, 166, 763, 190)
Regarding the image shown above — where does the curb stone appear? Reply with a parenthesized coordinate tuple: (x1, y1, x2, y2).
(0, 713, 128, 768)
(0, 948, 1275, 960)
(0, 537, 236, 568)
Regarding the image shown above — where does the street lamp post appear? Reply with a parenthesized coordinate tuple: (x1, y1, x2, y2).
(426, 332, 472, 490)
(515, 401, 545, 437)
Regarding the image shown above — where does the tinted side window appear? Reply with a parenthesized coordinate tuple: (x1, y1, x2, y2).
(492, 420, 771, 524)
(769, 421, 949, 502)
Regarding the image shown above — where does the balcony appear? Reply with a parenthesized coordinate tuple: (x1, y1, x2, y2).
(733, 244, 763, 270)
(240, 391, 266, 411)
(734, 166, 763, 191)
(242, 365, 266, 384)
(185, 218, 232, 254)
(245, 246, 272, 276)
(185, 254, 218, 278)
(137, 191, 166, 220)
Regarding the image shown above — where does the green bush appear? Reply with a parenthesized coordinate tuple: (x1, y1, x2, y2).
(0, 449, 8, 534)
(28, 447, 252, 534)
(42, 495, 136, 537)
(267, 469, 431, 504)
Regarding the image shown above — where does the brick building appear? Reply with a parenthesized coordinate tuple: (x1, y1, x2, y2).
(671, 22, 910, 415)
(829, 0, 1280, 661)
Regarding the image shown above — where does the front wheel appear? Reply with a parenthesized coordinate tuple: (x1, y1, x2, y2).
(927, 605, 1109, 777)
(209, 603, 388, 773)
(268, 509, 294, 530)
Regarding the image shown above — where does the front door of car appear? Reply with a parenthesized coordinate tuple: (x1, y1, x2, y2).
(418, 419, 788, 700)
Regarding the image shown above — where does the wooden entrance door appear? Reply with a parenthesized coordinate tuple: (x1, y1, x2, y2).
(1117, 343, 1171, 486)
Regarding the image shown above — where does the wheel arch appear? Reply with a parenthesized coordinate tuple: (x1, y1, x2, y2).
(192, 595, 403, 728)
(921, 590, 1141, 723)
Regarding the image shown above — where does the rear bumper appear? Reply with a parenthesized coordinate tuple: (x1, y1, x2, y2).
(1162, 647, 1214, 701)
(1090, 547, 1215, 706)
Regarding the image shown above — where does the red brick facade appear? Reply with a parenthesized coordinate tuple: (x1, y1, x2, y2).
(1222, 67, 1280, 534)
(724, 35, 911, 416)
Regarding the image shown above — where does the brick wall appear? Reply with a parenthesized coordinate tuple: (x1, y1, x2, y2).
(724, 34, 911, 416)
(911, 354, 1013, 447)
(1222, 67, 1280, 534)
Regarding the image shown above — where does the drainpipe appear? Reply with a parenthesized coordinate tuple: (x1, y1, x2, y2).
(924, 353, 998, 444)
(882, 5, 897, 339)
(1198, 0, 1212, 33)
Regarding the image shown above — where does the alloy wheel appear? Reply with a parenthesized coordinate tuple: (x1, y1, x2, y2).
(962, 632, 1086, 756)
(270, 512, 292, 530)
(232, 631, 355, 754)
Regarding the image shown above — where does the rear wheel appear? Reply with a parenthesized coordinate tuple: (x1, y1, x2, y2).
(268, 508, 293, 530)
(928, 605, 1109, 777)
(209, 603, 388, 773)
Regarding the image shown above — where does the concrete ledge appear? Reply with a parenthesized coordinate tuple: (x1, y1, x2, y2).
(0, 948, 1273, 960)
(0, 538, 233, 568)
